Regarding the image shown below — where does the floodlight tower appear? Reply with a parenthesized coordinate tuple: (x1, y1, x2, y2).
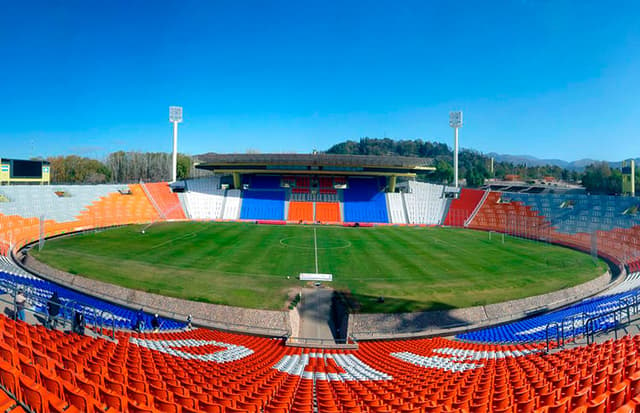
(169, 106, 183, 183)
(449, 111, 463, 188)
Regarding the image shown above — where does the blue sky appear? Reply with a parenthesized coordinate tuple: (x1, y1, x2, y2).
(1, 1, 639, 162)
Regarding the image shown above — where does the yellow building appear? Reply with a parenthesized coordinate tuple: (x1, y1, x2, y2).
(0, 158, 50, 185)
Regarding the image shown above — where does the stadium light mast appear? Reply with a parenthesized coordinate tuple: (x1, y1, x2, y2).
(449, 111, 463, 188)
(169, 106, 183, 183)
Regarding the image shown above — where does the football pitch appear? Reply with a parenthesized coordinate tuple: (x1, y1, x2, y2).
(31, 222, 607, 313)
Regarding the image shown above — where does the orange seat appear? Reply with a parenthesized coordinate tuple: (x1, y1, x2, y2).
(173, 392, 196, 409)
(199, 399, 225, 413)
(127, 399, 155, 413)
(609, 383, 629, 412)
(98, 387, 126, 412)
(0, 361, 21, 400)
(19, 377, 52, 413)
(154, 397, 180, 413)
(63, 384, 96, 413)
(288, 202, 314, 221)
(546, 397, 570, 413)
(315, 202, 341, 222)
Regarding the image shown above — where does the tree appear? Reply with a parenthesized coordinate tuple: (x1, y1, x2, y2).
(47, 155, 111, 184)
(581, 162, 622, 195)
(431, 160, 453, 184)
(177, 154, 191, 180)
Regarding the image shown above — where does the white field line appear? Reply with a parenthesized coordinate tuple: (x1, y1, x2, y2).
(314, 227, 319, 274)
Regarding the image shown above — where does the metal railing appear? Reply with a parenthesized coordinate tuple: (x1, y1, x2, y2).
(545, 311, 589, 351)
(585, 303, 633, 345)
(0, 277, 122, 337)
(545, 291, 640, 351)
(545, 322, 564, 353)
(286, 335, 358, 347)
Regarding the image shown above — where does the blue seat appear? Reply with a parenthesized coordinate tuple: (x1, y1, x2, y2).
(343, 178, 389, 223)
(0, 270, 184, 331)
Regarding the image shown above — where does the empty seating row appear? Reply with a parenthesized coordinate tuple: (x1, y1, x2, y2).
(290, 191, 339, 203)
(386, 193, 407, 224)
(288, 202, 314, 222)
(287, 202, 342, 223)
(183, 192, 225, 220)
(466, 190, 640, 270)
(0, 269, 183, 331)
(343, 178, 389, 223)
(404, 181, 448, 225)
(0, 183, 184, 331)
(0, 184, 160, 253)
(181, 178, 243, 220)
(315, 202, 341, 223)
(457, 272, 640, 343)
(0, 185, 125, 223)
(509, 193, 640, 234)
(222, 189, 242, 220)
(240, 190, 286, 221)
(444, 188, 486, 227)
(5, 310, 640, 413)
(142, 182, 186, 220)
(185, 176, 221, 194)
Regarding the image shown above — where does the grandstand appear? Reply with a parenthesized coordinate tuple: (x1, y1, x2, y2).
(1, 153, 640, 411)
(2, 310, 640, 412)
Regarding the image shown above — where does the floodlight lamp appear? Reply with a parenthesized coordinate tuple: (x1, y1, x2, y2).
(169, 106, 183, 123)
(449, 111, 463, 128)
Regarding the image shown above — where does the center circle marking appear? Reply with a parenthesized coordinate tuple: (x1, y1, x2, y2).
(279, 236, 352, 250)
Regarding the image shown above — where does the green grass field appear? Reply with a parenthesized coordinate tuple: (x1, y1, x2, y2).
(31, 222, 607, 313)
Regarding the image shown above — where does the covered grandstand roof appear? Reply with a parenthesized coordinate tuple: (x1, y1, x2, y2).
(195, 153, 435, 175)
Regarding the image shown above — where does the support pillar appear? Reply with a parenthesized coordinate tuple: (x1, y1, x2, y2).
(388, 175, 397, 192)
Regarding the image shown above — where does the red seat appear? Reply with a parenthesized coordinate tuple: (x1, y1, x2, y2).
(610, 383, 629, 412)
(0, 361, 21, 400)
(154, 397, 180, 413)
(199, 399, 225, 413)
(98, 387, 126, 412)
(63, 383, 96, 413)
(127, 399, 155, 413)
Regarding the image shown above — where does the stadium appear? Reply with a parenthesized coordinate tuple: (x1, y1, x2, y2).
(0, 150, 639, 413)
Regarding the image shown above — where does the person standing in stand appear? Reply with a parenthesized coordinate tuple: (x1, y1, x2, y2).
(15, 289, 27, 322)
(47, 291, 61, 329)
(151, 314, 160, 332)
(134, 308, 145, 332)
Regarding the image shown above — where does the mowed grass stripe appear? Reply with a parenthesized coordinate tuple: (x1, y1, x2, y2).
(32, 222, 607, 312)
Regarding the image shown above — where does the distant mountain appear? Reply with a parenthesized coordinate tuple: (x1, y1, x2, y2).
(486, 153, 640, 171)
(486, 153, 570, 168)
